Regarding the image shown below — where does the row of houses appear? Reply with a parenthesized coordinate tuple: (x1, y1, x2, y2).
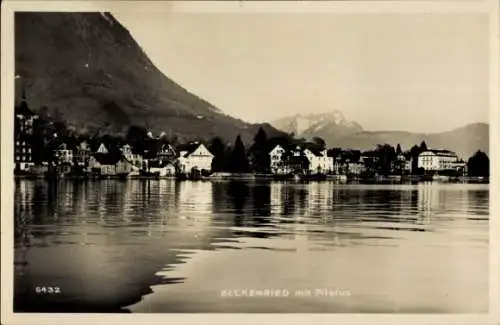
(16, 139, 215, 177)
(268, 144, 467, 176)
(14, 95, 467, 177)
(16, 136, 467, 177)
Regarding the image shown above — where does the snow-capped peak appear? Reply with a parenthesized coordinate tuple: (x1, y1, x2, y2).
(271, 109, 362, 137)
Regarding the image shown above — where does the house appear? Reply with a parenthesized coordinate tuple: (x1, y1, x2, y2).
(149, 160, 176, 177)
(54, 143, 74, 165)
(177, 142, 214, 174)
(268, 144, 331, 175)
(418, 149, 460, 172)
(96, 143, 109, 154)
(157, 143, 176, 163)
(333, 158, 345, 175)
(391, 153, 409, 174)
(75, 141, 91, 167)
(15, 138, 35, 172)
(120, 144, 143, 168)
(88, 153, 125, 176)
(14, 92, 38, 171)
(287, 146, 309, 174)
(347, 162, 365, 175)
(303, 148, 334, 174)
(269, 145, 288, 174)
(404, 158, 412, 173)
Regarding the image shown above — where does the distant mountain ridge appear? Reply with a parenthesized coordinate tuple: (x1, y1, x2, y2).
(271, 111, 363, 139)
(271, 112, 488, 159)
(15, 12, 286, 145)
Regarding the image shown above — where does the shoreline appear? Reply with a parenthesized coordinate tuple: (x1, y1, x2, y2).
(13, 173, 490, 184)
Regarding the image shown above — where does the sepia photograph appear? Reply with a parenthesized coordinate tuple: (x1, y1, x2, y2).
(1, 0, 499, 324)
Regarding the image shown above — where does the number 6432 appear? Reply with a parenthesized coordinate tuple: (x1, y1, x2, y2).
(35, 286, 61, 294)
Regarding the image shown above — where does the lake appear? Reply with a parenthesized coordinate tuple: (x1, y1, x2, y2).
(13, 179, 489, 313)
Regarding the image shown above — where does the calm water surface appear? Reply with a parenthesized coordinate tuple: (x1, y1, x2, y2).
(14, 179, 489, 313)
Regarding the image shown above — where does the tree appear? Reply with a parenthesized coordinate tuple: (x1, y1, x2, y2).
(410, 144, 421, 172)
(396, 144, 402, 155)
(467, 151, 489, 177)
(375, 144, 397, 176)
(125, 125, 148, 155)
(312, 137, 326, 151)
(229, 135, 250, 173)
(254, 127, 267, 145)
(327, 147, 342, 158)
(251, 127, 270, 173)
(209, 137, 227, 172)
(31, 117, 49, 165)
(420, 141, 428, 152)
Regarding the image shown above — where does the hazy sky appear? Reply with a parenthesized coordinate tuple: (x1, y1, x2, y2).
(114, 11, 489, 133)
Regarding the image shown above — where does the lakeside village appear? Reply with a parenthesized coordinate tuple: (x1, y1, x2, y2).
(14, 95, 490, 183)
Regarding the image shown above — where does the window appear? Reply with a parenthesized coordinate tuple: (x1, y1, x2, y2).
(16, 156, 19, 161)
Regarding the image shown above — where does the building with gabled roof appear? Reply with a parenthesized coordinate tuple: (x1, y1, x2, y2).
(177, 142, 214, 173)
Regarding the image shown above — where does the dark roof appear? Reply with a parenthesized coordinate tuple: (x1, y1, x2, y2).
(15, 99, 37, 117)
(93, 152, 123, 165)
(301, 143, 324, 156)
(428, 149, 455, 154)
(176, 142, 202, 156)
(47, 137, 77, 151)
(267, 142, 324, 157)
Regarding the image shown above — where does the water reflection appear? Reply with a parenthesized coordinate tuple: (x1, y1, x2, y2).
(14, 180, 489, 313)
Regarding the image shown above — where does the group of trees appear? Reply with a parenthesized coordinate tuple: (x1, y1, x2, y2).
(468, 150, 489, 177)
(209, 135, 252, 173)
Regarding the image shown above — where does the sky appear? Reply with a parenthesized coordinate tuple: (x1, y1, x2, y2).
(113, 10, 489, 133)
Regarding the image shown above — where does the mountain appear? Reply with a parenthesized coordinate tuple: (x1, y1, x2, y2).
(14, 12, 285, 144)
(271, 111, 363, 141)
(272, 111, 488, 159)
(334, 123, 488, 159)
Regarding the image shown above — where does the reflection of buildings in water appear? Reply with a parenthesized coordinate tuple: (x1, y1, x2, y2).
(437, 186, 466, 215)
(306, 182, 333, 219)
(157, 180, 178, 226)
(417, 183, 440, 224)
(178, 181, 213, 215)
(15, 180, 34, 245)
(270, 182, 283, 216)
(269, 182, 298, 216)
(158, 180, 176, 207)
(73, 181, 87, 218)
(397, 185, 414, 220)
(417, 184, 479, 222)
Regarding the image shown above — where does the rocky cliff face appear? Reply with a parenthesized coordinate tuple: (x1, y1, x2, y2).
(15, 12, 284, 143)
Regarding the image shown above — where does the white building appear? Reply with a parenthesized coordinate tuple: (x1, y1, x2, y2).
(120, 144, 143, 168)
(97, 143, 109, 154)
(178, 143, 214, 173)
(269, 145, 287, 174)
(54, 143, 74, 165)
(418, 149, 460, 171)
(347, 162, 365, 175)
(303, 148, 334, 174)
